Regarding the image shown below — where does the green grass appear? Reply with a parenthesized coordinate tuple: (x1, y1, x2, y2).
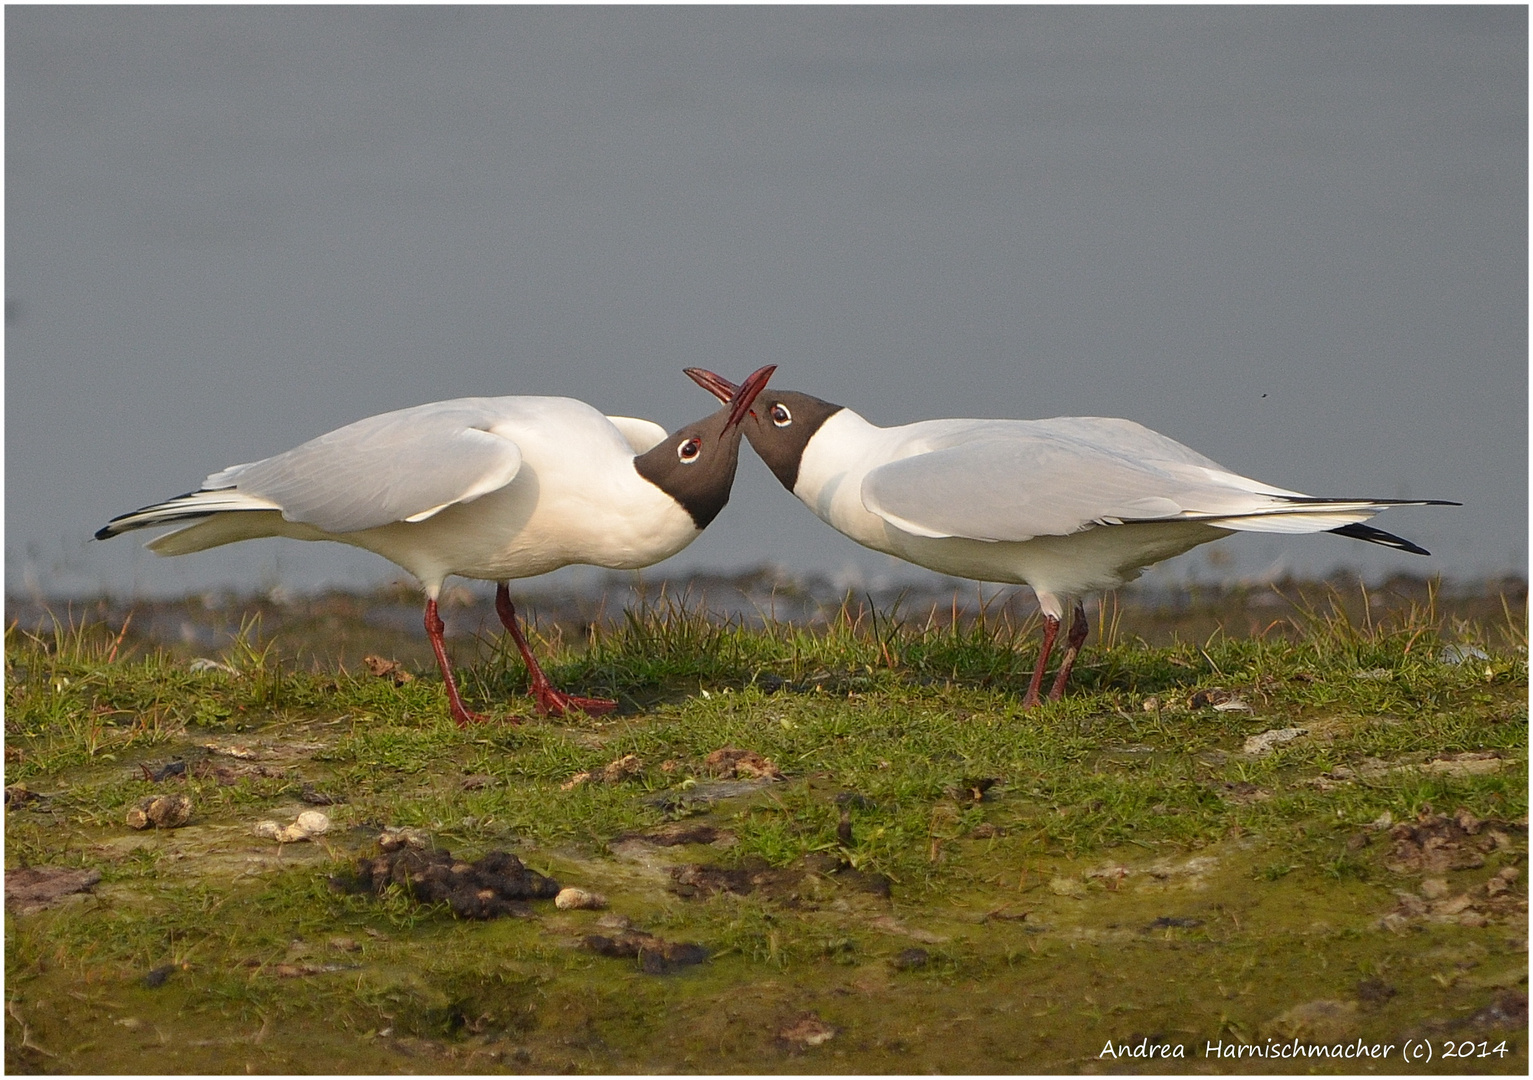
(5, 583, 1527, 1073)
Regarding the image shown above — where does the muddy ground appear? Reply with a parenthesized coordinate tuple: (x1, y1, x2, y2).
(5, 579, 1527, 1073)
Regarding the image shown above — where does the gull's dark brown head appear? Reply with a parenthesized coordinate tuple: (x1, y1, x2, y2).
(633, 364, 775, 529)
(683, 368, 843, 493)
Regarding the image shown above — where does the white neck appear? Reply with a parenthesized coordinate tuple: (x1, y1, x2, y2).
(791, 408, 910, 552)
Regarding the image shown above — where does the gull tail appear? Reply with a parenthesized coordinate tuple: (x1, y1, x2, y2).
(1200, 497, 1457, 556)
(95, 489, 287, 556)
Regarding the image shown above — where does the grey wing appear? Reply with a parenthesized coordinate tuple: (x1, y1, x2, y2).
(861, 421, 1303, 543)
(205, 401, 523, 533)
(1022, 417, 1231, 471)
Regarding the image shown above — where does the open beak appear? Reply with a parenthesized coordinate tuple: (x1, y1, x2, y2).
(685, 367, 742, 406)
(723, 365, 775, 434)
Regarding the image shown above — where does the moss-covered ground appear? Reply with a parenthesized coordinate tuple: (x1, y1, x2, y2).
(5, 581, 1526, 1073)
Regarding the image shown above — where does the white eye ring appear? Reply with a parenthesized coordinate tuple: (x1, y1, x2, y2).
(677, 437, 701, 464)
(770, 403, 792, 427)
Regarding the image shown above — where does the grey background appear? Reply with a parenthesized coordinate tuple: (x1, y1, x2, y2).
(7, 7, 1526, 601)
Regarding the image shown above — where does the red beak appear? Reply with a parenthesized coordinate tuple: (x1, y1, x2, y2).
(685, 367, 742, 406)
(722, 365, 774, 435)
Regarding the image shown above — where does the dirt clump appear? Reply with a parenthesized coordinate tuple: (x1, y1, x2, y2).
(1191, 687, 1251, 712)
(562, 753, 644, 789)
(362, 654, 414, 685)
(125, 793, 191, 829)
(704, 747, 784, 780)
(4, 783, 42, 809)
(1382, 808, 1523, 875)
(944, 777, 999, 802)
(335, 845, 561, 919)
(1382, 866, 1524, 930)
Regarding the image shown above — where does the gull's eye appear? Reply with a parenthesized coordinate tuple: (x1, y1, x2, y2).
(677, 437, 702, 463)
(770, 403, 792, 427)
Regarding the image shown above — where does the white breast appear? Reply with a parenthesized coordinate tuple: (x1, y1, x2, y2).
(355, 410, 698, 586)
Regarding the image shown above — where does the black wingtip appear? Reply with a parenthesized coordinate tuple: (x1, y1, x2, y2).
(1328, 522, 1431, 556)
(93, 491, 207, 542)
(1276, 495, 1461, 508)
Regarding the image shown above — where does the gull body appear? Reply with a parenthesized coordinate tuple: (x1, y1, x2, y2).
(99, 367, 775, 724)
(686, 369, 1455, 705)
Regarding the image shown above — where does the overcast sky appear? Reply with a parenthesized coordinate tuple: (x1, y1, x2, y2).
(6, 7, 1526, 601)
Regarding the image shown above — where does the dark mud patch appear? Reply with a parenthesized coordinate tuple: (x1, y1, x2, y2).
(670, 858, 805, 900)
(582, 930, 709, 974)
(1354, 977, 1398, 1006)
(140, 963, 177, 988)
(5, 866, 102, 914)
(1469, 989, 1529, 1032)
(668, 854, 893, 903)
(333, 846, 560, 919)
(617, 821, 733, 847)
(803, 851, 894, 897)
(1144, 915, 1204, 932)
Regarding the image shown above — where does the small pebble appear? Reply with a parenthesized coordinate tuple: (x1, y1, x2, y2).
(1242, 727, 1309, 756)
(189, 657, 237, 675)
(1439, 644, 1490, 665)
(253, 810, 330, 842)
(555, 887, 608, 911)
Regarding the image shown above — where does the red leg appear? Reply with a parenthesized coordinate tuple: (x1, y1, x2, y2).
(495, 583, 616, 717)
(424, 598, 487, 727)
(1047, 601, 1089, 702)
(1021, 613, 1061, 708)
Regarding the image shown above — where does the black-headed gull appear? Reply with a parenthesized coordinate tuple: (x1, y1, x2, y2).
(686, 369, 1455, 707)
(98, 365, 776, 725)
